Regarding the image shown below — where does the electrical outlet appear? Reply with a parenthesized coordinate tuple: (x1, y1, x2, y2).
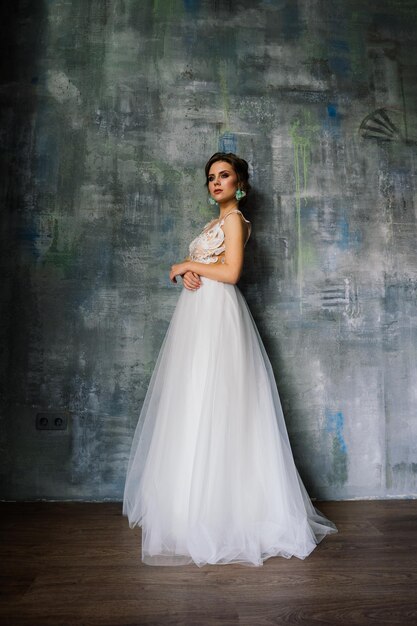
(36, 411, 69, 431)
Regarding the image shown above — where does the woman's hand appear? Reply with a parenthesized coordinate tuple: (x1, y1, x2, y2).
(182, 270, 201, 290)
(170, 262, 190, 284)
(169, 261, 201, 289)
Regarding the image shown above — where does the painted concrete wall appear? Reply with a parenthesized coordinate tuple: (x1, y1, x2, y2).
(1, 0, 417, 501)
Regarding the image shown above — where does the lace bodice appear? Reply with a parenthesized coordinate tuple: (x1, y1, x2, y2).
(188, 209, 251, 265)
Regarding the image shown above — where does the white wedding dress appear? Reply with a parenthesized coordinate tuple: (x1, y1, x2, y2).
(123, 208, 338, 567)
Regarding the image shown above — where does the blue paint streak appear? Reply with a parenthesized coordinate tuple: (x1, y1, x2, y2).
(327, 103, 338, 118)
(338, 217, 350, 250)
(35, 110, 60, 190)
(328, 39, 351, 77)
(300, 203, 317, 220)
(336, 215, 362, 251)
(329, 38, 350, 53)
(17, 225, 39, 243)
(329, 56, 350, 76)
(16, 226, 41, 260)
(218, 132, 237, 154)
(321, 103, 342, 138)
(183, 0, 201, 14)
(325, 409, 347, 453)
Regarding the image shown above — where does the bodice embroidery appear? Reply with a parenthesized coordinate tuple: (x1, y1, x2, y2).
(188, 209, 252, 265)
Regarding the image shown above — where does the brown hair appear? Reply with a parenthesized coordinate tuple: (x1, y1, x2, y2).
(204, 152, 251, 206)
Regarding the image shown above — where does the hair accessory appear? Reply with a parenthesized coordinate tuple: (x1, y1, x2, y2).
(235, 188, 246, 201)
(208, 194, 218, 205)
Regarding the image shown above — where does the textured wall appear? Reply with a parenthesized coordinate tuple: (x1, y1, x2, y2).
(1, 0, 417, 501)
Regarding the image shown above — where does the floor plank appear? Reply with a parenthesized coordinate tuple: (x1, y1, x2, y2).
(1, 501, 417, 625)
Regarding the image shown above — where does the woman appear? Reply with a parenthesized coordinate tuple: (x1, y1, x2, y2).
(123, 152, 338, 567)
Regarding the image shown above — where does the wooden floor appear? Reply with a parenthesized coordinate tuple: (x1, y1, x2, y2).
(1, 500, 417, 626)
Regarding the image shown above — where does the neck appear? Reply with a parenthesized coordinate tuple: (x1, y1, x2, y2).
(218, 200, 239, 217)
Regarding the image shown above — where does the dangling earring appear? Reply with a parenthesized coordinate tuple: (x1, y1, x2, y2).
(208, 194, 218, 205)
(235, 188, 246, 201)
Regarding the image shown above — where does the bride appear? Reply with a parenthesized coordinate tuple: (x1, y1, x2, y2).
(123, 152, 338, 567)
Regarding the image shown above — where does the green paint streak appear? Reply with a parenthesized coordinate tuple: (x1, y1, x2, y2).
(387, 462, 417, 491)
(139, 160, 183, 187)
(300, 240, 317, 268)
(289, 111, 320, 314)
(345, 11, 367, 78)
(151, 0, 182, 61)
(327, 436, 348, 487)
(302, 31, 328, 60)
(43, 218, 79, 274)
(386, 465, 392, 489)
(218, 60, 230, 132)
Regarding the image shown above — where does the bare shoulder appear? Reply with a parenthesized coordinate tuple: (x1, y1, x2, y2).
(221, 211, 251, 238)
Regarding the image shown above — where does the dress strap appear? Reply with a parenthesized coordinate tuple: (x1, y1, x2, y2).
(219, 208, 251, 245)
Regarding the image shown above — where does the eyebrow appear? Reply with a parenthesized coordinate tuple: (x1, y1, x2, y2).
(209, 169, 231, 175)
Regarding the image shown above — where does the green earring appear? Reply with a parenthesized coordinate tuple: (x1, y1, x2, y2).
(208, 194, 218, 205)
(235, 188, 246, 201)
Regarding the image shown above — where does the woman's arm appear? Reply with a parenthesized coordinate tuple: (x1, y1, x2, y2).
(170, 213, 246, 285)
(181, 256, 202, 291)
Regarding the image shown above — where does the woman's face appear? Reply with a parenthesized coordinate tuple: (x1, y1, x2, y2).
(207, 161, 238, 203)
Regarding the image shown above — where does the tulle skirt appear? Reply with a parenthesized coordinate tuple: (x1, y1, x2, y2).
(123, 275, 338, 567)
